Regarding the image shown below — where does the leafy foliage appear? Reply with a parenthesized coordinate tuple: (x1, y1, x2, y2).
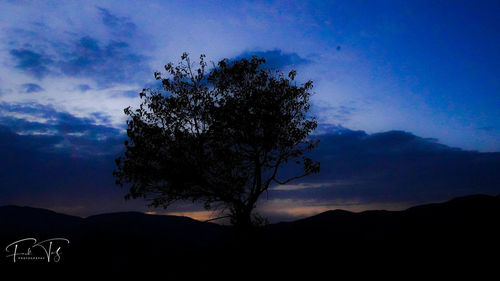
(114, 53, 319, 228)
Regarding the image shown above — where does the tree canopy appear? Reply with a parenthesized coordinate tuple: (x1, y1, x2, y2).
(114, 53, 320, 229)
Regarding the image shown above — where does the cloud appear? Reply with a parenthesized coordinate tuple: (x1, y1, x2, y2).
(0, 117, 499, 219)
(312, 103, 357, 124)
(21, 83, 44, 93)
(6, 7, 150, 87)
(57, 35, 149, 86)
(77, 84, 92, 92)
(0, 102, 124, 156)
(271, 180, 363, 191)
(272, 182, 332, 191)
(267, 127, 500, 206)
(0, 123, 62, 152)
(0, 107, 128, 214)
(313, 123, 351, 135)
(108, 89, 140, 98)
(233, 49, 311, 70)
(97, 7, 137, 38)
(9, 49, 53, 78)
(89, 111, 113, 125)
(0, 123, 137, 216)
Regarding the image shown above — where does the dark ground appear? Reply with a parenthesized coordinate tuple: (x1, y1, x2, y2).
(1, 194, 499, 278)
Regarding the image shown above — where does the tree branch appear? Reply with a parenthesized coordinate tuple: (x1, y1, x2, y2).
(204, 215, 231, 222)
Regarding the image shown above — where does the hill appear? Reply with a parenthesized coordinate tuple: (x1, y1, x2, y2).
(1, 194, 499, 277)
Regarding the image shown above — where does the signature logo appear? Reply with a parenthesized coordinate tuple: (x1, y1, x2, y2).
(5, 238, 70, 263)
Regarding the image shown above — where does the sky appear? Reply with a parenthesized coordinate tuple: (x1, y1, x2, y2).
(0, 0, 499, 221)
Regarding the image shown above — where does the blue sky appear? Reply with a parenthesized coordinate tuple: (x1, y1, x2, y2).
(0, 0, 498, 151)
(0, 1, 499, 220)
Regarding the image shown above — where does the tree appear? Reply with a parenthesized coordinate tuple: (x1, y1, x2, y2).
(114, 53, 320, 230)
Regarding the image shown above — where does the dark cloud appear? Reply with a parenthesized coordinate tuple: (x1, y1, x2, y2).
(233, 49, 311, 70)
(314, 123, 352, 135)
(0, 123, 62, 152)
(0, 124, 134, 215)
(312, 104, 357, 124)
(0, 102, 124, 156)
(1, 111, 499, 217)
(9, 49, 53, 78)
(7, 8, 150, 87)
(8, 36, 149, 87)
(97, 7, 137, 38)
(0, 101, 131, 214)
(21, 83, 44, 93)
(109, 89, 139, 98)
(89, 112, 113, 124)
(268, 128, 500, 205)
(77, 84, 92, 92)
(57, 36, 148, 86)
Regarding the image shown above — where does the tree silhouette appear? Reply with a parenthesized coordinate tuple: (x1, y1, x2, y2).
(114, 53, 320, 229)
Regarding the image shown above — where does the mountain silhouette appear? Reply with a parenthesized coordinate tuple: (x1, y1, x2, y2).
(1, 194, 499, 277)
(0, 205, 83, 240)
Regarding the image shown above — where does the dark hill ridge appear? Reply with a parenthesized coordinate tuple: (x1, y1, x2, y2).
(254, 194, 500, 278)
(283, 193, 500, 226)
(0, 205, 83, 238)
(267, 194, 500, 242)
(0, 206, 226, 245)
(2, 194, 500, 243)
(84, 211, 225, 246)
(1, 194, 499, 277)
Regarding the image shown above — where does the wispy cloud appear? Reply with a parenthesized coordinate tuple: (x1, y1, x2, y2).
(272, 180, 363, 191)
(10, 49, 53, 78)
(56, 35, 149, 86)
(21, 83, 44, 93)
(312, 103, 358, 124)
(0, 102, 123, 156)
(6, 7, 150, 87)
(77, 84, 92, 92)
(97, 6, 137, 38)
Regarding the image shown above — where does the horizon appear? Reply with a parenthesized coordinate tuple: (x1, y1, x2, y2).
(4, 193, 498, 224)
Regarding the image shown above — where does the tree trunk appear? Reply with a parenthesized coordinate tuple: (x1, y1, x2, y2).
(231, 204, 254, 231)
